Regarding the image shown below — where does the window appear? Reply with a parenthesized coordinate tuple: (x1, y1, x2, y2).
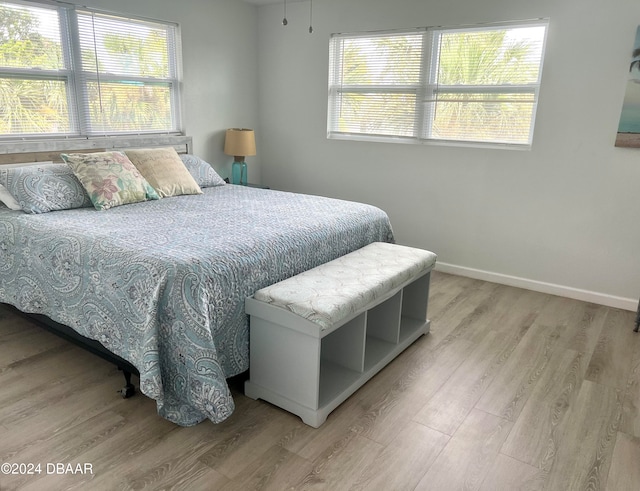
(328, 20, 548, 148)
(0, 1, 181, 139)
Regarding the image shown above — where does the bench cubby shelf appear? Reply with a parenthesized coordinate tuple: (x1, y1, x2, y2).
(245, 268, 432, 428)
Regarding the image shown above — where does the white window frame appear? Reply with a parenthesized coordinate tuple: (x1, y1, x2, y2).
(328, 19, 548, 149)
(0, 0, 182, 140)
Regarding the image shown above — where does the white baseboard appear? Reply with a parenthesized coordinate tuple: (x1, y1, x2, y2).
(435, 262, 637, 312)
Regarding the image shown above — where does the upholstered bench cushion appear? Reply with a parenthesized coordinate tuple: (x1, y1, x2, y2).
(253, 242, 437, 330)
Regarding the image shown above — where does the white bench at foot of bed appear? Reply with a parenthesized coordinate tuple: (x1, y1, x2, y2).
(244, 242, 437, 428)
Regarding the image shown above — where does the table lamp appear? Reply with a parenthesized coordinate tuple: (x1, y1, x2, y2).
(224, 128, 256, 185)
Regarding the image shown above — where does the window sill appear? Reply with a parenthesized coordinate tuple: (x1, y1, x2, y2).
(327, 132, 532, 151)
(0, 134, 191, 158)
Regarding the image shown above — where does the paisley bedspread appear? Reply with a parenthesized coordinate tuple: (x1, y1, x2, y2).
(0, 185, 393, 425)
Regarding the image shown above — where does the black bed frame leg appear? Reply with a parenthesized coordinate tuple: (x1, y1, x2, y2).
(117, 367, 136, 398)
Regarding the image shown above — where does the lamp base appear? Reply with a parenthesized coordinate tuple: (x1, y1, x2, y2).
(232, 160, 248, 185)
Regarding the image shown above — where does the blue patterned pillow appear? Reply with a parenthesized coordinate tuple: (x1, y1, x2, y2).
(179, 154, 226, 188)
(0, 164, 92, 214)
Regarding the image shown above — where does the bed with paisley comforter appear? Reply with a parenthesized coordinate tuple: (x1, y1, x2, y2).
(0, 184, 393, 425)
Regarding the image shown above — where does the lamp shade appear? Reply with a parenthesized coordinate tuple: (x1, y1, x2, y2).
(224, 128, 256, 157)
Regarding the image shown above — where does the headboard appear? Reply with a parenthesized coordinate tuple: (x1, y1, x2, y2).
(0, 135, 193, 166)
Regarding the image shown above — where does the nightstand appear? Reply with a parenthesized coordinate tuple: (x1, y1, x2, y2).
(224, 178, 269, 189)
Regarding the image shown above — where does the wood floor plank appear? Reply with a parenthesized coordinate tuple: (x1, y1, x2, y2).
(531, 295, 606, 356)
(0, 326, 68, 366)
(197, 401, 301, 480)
(0, 410, 126, 491)
(479, 454, 545, 491)
(0, 309, 38, 338)
(1, 273, 639, 491)
(0, 345, 111, 410)
(160, 467, 230, 491)
(543, 380, 622, 491)
(585, 309, 639, 390)
(0, 376, 131, 463)
(475, 322, 562, 421)
(279, 391, 371, 461)
(16, 403, 176, 491)
(412, 330, 503, 435)
(351, 334, 476, 445)
(426, 273, 488, 325)
(605, 432, 640, 491)
(351, 421, 450, 491)
(292, 432, 383, 490)
(500, 347, 585, 469)
(424, 279, 502, 345)
(413, 322, 531, 436)
(426, 271, 477, 317)
(486, 288, 549, 337)
(621, 337, 640, 437)
(555, 300, 607, 356)
(414, 408, 513, 491)
(78, 425, 231, 490)
(219, 445, 313, 491)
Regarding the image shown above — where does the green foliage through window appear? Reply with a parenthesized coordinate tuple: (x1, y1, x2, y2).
(0, 1, 180, 138)
(328, 21, 548, 147)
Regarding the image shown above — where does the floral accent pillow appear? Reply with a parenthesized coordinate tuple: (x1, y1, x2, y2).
(179, 154, 226, 188)
(61, 151, 159, 210)
(0, 163, 92, 214)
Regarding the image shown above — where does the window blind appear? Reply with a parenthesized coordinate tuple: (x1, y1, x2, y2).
(328, 20, 548, 148)
(76, 10, 180, 135)
(0, 1, 181, 139)
(328, 31, 425, 139)
(0, 1, 71, 135)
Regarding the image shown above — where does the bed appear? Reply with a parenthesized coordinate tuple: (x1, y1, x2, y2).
(0, 137, 394, 426)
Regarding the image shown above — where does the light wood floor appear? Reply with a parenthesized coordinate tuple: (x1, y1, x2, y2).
(1, 271, 640, 490)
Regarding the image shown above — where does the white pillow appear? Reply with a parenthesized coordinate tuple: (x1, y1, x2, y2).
(0, 183, 21, 210)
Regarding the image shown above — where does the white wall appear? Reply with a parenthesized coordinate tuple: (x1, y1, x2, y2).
(79, 0, 260, 182)
(257, 0, 640, 309)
